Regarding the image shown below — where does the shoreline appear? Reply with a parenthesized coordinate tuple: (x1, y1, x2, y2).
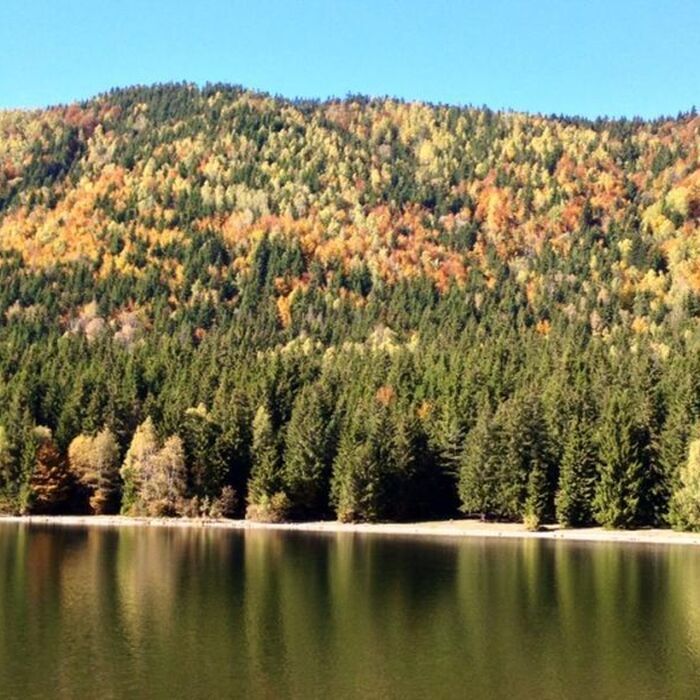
(2, 515, 700, 546)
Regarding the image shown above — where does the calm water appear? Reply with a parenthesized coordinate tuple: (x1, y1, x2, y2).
(1, 525, 700, 699)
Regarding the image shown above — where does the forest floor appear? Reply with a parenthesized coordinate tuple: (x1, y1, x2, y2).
(2, 515, 700, 546)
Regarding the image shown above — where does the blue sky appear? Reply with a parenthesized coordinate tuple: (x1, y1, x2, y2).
(1, 0, 698, 118)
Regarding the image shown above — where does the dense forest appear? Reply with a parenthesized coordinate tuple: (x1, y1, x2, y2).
(1, 83, 700, 529)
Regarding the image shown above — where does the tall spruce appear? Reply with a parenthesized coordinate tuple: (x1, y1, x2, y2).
(555, 416, 598, 527)
(246, 405, 287, 521)
(656, 381, 695, 523)
(593, 392, 646, 529)
(282, 384, 335, 519)
(331, 397, 402, 523)
(181, 404, 227, 500)
(459, 405, 499, 519)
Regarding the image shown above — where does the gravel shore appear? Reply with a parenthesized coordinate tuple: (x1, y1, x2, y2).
(2, 515, 700, 546)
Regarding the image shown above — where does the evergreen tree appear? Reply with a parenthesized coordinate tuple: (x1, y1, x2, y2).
(281, 384, 335, 519)
(0, 427, 14, 509)
(523, 461, 548, 530)
(246, 405, 287, 521)
(330, 398, 403, 523)
(330, 417, 375, 523)
(518, 393, 556, 524)
(461, 392, 554, 522)
(593, 393, 646, 529)
(495, 397, 531, 520)
(212, 387, 252, 513)
(555, 416, 598, 527)
(656, 387, 694, 523)
(181, 404, 227, 499)
(0, 403, 35, 511)
(459, 406, 499, 519)
(409, 408, 458, 519)
(429, 401, 464, 479)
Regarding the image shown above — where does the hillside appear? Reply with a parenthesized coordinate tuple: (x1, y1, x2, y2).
(1, 83, 700, 528)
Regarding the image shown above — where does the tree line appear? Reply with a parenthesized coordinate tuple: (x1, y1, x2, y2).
(2, 256, 700, 531)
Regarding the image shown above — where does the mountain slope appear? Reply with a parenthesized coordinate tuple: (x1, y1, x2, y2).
(0, 83, 699, 527)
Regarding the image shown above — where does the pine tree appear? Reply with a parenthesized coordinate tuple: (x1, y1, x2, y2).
(495, 396, 530, 520)
(555, 416, 598, 527)
(430, 401, 464, 479)
(0, 427, 14, 504)
(523, 459, 549, 531)
(282, 384, 335, 519)
(181, 404, 227, 499)
(464, 392, 554, 522)
(246, 405, 287, 521)
(390, 409, 421, 520)
(518, 393, 556, 524)
(459, 406, 499, 519)
(330, 417, 375, 523)
(593, 393, 645, 528)
(656, 388, 694, 523)
(0, 401, 34, 511)
(91, 428, 121, 514)
(410, 407, 458, 519)
(213, 387, 252, 512)
(330, 398, 402, 523)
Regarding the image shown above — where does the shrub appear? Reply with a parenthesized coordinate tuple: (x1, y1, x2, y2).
(246, 491, 290, 523)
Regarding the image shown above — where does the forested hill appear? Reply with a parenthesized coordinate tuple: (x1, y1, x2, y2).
(1, 83, 700, 529)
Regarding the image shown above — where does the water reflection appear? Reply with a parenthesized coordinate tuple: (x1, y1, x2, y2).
(1, 525, 700, 699)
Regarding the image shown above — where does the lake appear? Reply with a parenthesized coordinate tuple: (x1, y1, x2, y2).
(1, 524, 700, 699)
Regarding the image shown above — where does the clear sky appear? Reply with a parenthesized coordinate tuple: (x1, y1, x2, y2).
(2, 0, 698, 118)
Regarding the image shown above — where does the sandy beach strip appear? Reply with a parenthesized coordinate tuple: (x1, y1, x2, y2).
(2, 514, 700, 546)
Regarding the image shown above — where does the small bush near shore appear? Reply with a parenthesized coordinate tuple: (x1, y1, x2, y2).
(246, 492, 291, 523)
(523, 513, 542, 532)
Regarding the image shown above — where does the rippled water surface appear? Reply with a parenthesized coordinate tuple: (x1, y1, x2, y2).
(1, 524, 700, 699)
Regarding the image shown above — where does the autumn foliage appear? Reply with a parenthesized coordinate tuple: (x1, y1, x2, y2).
(1, 84, 700, 528)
